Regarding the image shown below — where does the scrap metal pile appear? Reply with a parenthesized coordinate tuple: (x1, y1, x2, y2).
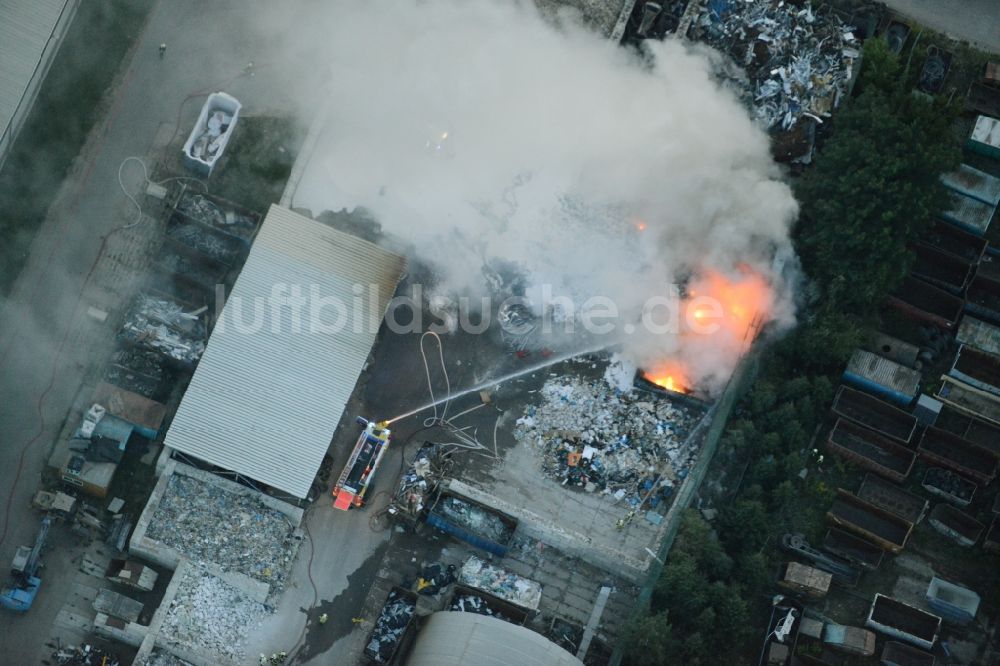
(365, 590, 416, 663)
(145, 474, 300, 590)
(459, 556, 542, 610)
(159, 566, 269, 664)
(166, 220, 243, 263)
(450, 592, 515, 623)
(514, 377, 700, 508)
(689, 0, 860, 129)
(53, 645, 121, 666)
(435, 496, 514, 545)
(176, 192, 258, 242)
(104, 347, 173, 401)
(392, 443, 449, 518)
(119, 294, 206, 363)
(155, 249, 225, 286)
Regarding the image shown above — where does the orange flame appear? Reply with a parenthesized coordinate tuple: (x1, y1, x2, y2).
(683, 268, 772, 347)
(642, 268, 774, 394)
(643, 361, 691, 394)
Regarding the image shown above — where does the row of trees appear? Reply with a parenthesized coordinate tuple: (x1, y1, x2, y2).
(624, 37, 961, 664)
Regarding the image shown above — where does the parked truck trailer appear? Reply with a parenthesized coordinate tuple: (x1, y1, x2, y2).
(866, 594, 941, 651)
(826, 490, 913, 554)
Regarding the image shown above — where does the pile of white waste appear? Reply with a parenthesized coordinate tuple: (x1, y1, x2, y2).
(159, 567, 269, 664)
(514, 374, 701, 507)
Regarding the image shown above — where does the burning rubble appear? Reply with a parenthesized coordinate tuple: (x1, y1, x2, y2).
(689, 0, 860, 129)
(514, 376, 702, 509)
(296, 0, 801, 398)
(632, 266, 777, 398)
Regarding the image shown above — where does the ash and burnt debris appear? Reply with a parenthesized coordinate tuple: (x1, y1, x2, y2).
(118, 293, 207, 364)
(159, 566, 269, 664)
(365, 589, 417, 663)
(689, 0, 860, 130)
(145, 475, 299, 590)
(515, 376, 701, 508)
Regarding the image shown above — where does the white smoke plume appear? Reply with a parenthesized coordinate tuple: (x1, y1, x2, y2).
(281, 0, 799, 393)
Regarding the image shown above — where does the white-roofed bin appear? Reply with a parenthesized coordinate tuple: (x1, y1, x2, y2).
(182, 92, 241, 176)
(164, 205, 406, 498)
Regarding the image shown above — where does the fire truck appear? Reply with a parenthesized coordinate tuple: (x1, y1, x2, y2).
(332, 418, 391, 511)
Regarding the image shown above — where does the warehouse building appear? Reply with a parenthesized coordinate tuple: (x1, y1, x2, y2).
(0, 0, 78, 167)
(161, 204, 406, 499)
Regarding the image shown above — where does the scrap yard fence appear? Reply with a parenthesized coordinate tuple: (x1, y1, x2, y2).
(611, 338, 765, 664)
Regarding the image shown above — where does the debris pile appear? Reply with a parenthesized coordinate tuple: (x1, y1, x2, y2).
(459, 556, 542, 610)
(53, 644, 121, 666)
(393, 443, 447, 518)
(188, 110, 233, 162)
(365, 590, 416, 663)
(514, 377, 700, 508)
(434, 495, 514, 545)
(159, 566, 269, 664)
(104, 348, 173, 401)
(689, 0, 860, 129)
(450, 592, 514, 622)
(155, 249, 225, 286)
(119, 294, 206, 363)
(145, 474, 299, 590)
(166, 221, 243, 263)
(417, 562, 456, 596)
(176, 192, 258, 242)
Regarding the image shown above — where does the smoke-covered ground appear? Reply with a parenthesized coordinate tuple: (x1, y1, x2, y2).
(284, 0, 799, 393)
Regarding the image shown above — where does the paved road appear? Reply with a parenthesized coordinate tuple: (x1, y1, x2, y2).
(881, 0, 1000, 54)
(0, 1, 326, 662)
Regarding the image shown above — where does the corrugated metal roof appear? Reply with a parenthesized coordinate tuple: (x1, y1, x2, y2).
(846, 350, 920, 397)
(942, 165, 1000, 207)
(942, 191, 996, 235)
(165, 205, 405, 498)
(972, 116, 1000, 149)
(957, 316, 1000, 357)
(405, 611, 583, 666)
(0, 0, 70, 143)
